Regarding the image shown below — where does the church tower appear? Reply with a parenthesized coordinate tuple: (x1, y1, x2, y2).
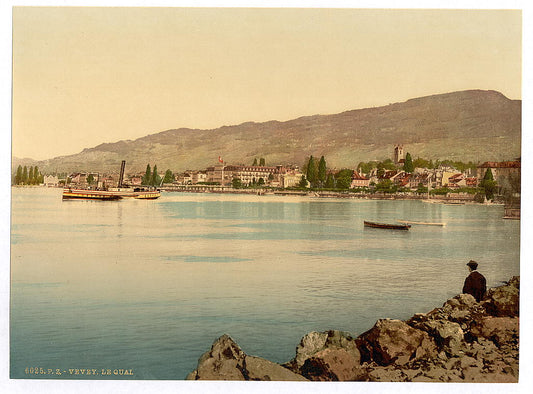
(394, 145, 404, 164)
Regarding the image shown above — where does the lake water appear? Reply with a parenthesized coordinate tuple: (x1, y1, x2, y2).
(10, 188, 520, 379)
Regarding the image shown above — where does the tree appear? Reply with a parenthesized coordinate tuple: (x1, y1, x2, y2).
(259, 158, 266, 166)
(481, 168, 497, 201)
(29, 167, 34, 185)
(163, 169, 174, 184)
(382, 159, 396, 170)
(306, 156, 318, 186)
(232, 177, 242, 189)
(34, 166, 43, 184)
(334, 169, 353, 190)
(318, 156, 327, 186)
(357, 162, 370, 175)
(325, 173, 335, 188)
(253, 158, 258, 166)
(257, 177, 265, 186)
(377, 162, 386, 178)
(298, 175, 308, 188)
(416, 183, 428, 194)
(87, 174, 95, 185)
(15, 165, 22, 185)
(268, 173, 274, 181)
(483, 180, 497, 201)
(151, 165, 161, 186)
(34, 166, 40, 184)
(483, 168, 494, 182)
(376, 179, 397, 193)
(142, 164, 151, 185)
(22, 166, 28, 184)
(335, 177, 352, 190)
(413, 157, 430, 169)
(403, 153, 414, 173)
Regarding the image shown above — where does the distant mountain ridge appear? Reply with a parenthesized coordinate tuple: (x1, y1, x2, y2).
(13, 90, 521, 174)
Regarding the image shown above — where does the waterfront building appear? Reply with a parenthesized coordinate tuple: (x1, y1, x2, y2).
(380, 170, 406, 183)
(441, 171, 463, 188)
(447, 173, 465, 189)
(280, 168, 304, 188)
(233, 165, 278, 186)
(477, 161, 521, 184)
(206, 164, 233, 186)
(350, 171, 370, 188)
(408, 172, 432, 190)
(177, 171, 208, 185)
(129, 176, 143, 186)
(68, 172, 99, 187)
(183, 172, 193, 184)
(69, 172, 87, 185)
(100, 176, 117, 188)
(465, 177, 478, 187)
(43, 175, 59, 187)
(193, 171, 207, 184)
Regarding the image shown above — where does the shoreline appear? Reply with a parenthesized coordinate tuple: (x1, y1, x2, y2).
(12, 185, 512, 206)
(160, 186, 481, 203)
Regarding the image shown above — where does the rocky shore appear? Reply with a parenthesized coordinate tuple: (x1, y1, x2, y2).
(187, 276, 519, 382)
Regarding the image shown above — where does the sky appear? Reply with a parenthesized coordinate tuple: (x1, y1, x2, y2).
(10, 5, 522, 160)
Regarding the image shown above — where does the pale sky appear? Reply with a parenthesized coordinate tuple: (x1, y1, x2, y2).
(12, 6, 522, 160)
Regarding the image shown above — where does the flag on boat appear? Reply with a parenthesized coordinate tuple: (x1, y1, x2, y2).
(218, 156, 223, 163)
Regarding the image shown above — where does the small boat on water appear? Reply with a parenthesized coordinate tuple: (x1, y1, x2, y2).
(397, 220, 446, 227)
(364, 221, 411, 230)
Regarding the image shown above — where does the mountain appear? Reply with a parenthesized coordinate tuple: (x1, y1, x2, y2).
(13, 90, 521, 174)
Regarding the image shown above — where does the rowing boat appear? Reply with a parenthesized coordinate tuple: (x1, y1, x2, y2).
(364, 221, 410, 230)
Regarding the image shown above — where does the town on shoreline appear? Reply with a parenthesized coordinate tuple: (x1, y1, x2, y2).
(12, 145, 520, 208)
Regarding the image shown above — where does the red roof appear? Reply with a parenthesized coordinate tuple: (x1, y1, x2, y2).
(448, 173, 464, 181)
(352, 172, 369, 180)
(466, 178, 478, 186)
(478, 161, 520, 169)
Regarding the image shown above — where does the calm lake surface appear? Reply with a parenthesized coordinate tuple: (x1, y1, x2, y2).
(10, 187, 520, 379)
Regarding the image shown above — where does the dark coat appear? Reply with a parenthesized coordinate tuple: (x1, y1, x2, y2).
(462, 271, 487, 302)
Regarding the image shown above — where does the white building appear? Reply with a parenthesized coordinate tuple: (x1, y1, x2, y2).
(43, 175, 59, 187)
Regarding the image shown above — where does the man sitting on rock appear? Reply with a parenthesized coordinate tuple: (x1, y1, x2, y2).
(462, 260, 487, 302)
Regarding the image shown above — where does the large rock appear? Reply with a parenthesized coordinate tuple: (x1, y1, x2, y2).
(482, 276, 519, 317)
(356, 319, 438, 366)
(422, 320, 465, 356)
(244, 356, 308, 381)
(433, 293, 487, 327)
(408, 313, 466, 356)
(187, 334, 307, 381)
(470, 316, 519, 347)
(286, 330, 361, 373)
(187, 334, 247, 380)
(300, 347, 365, 381)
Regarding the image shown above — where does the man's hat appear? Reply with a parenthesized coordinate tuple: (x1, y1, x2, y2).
(466, 260, 478, 270)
